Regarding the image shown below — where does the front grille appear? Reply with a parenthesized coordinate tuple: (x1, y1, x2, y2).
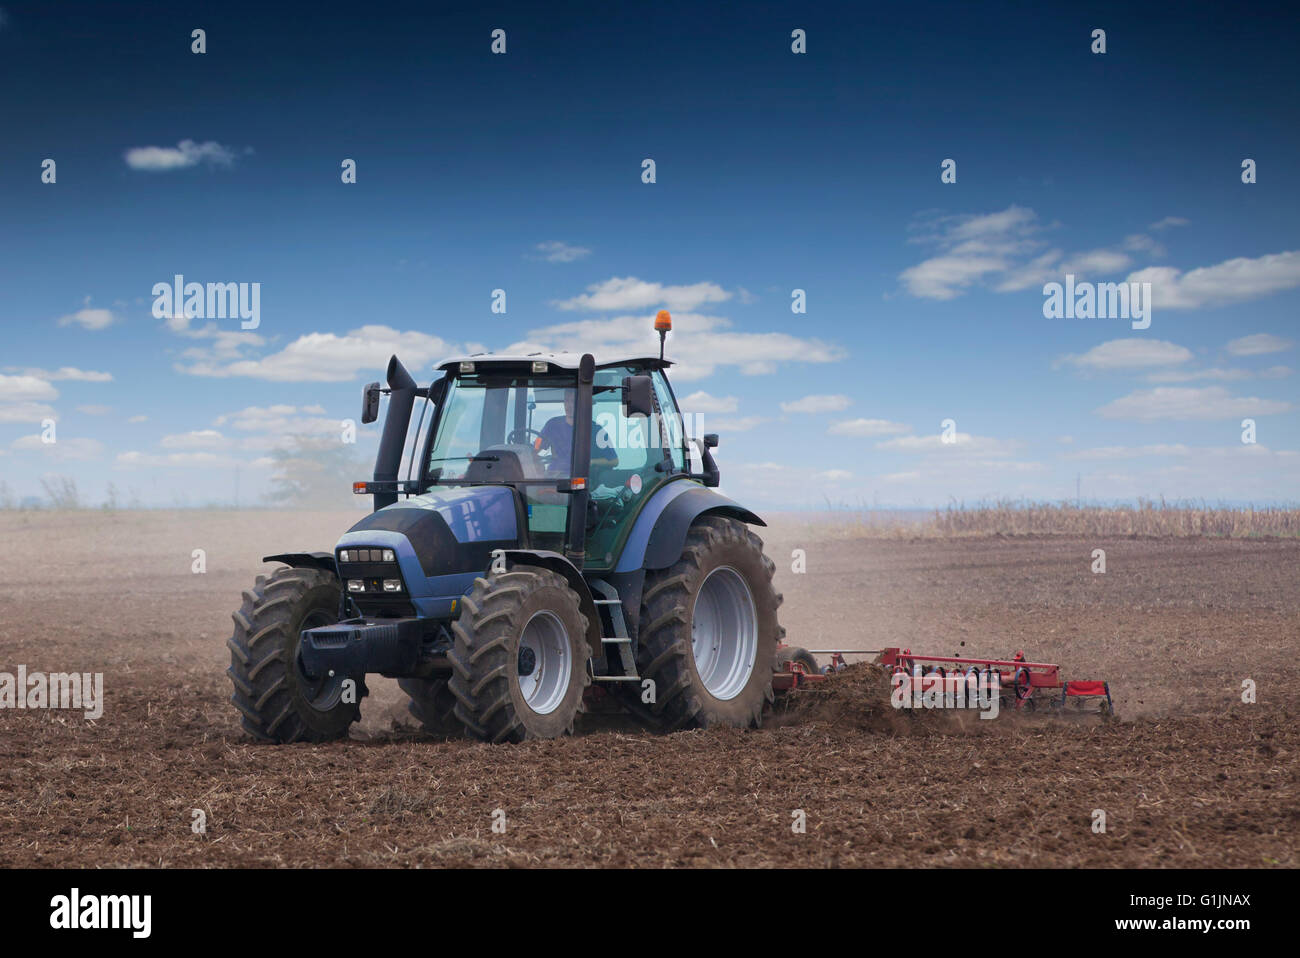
(337, 544, 407, 596)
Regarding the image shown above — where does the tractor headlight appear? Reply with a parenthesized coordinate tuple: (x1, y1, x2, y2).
(339, 549, 350, 562)
(382, 549, 395, 562)
(382, 579, 402, 592)
(347, 579, 365, 592)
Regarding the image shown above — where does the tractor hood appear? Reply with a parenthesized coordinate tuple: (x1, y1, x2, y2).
(339, 486, 518, 579)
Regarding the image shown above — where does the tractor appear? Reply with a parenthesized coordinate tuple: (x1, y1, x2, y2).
(227, 311, 790, 743)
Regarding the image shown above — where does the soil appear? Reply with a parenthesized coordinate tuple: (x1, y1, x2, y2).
(0, 510, 1295, 867)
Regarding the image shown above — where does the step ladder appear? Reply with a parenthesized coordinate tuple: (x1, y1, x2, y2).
(588, 579, 640, 683)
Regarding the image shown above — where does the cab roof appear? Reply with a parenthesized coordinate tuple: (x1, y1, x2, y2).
(435, 352, 671, 372)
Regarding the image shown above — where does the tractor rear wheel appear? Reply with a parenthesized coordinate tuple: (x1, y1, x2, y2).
(398, 675, 465, 738)
(636, 516, 780, 730)
(447, 568, 590, 743)
(227, 566, 359, 743)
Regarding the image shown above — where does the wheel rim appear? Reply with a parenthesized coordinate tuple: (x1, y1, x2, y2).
(691, 566, 758, 701)
(295, 607, 345, 711)
(517, 610, 572, 715)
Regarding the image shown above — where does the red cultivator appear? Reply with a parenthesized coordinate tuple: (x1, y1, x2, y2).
(772, 644, 1113, 716)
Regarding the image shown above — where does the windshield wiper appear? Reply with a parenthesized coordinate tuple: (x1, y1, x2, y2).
(429, 455, 500, 463)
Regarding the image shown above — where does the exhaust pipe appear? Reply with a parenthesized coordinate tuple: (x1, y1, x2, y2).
(372, 354, 417, 510)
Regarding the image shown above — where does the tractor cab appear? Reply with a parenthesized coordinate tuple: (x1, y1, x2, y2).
(416, 354, 687, 568)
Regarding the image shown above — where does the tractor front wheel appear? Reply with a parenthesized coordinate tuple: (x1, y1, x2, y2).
(398, 675, 465, 738)
(447, 568, 590, 743)
(636, 516, 781, 730)
(227, 566, 359, 743)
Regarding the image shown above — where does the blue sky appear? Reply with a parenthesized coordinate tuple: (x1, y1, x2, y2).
(1, 0, 1297, 508)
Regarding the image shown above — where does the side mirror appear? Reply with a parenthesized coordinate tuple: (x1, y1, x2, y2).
(622, 375, 654, 418)
(361, 382, 381, 424)
(703, 433, 719, 448)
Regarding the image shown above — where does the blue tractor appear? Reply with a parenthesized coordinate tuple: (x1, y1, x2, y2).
(227, 313, 786, 743)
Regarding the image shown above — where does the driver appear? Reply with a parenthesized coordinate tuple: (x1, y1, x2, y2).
(537, 392, 618, 475)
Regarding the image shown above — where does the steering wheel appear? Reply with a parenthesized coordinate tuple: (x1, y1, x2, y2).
(507, 427, 544, 446)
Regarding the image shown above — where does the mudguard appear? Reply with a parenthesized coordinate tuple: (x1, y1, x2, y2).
(614, 478, 765, 574)
(263, 552, 338, 575)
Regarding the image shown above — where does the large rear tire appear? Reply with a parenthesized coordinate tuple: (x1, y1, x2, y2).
(227, 566, 359, 743)
(636, 516, 780, 730)
(447, 568, 590, 743)
(398, 675, 465, 738)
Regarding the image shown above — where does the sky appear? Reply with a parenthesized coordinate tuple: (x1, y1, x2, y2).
(1, 0, 1297, 510)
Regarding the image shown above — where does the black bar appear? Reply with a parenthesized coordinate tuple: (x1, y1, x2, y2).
(564, 353, 595, 568)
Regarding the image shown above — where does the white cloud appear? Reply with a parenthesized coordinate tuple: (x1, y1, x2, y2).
(127, 415, 148, 423)
(1145, 366, 1290, 384)
(11, 435, 104, 460)
(76, 404, 112, 416)
(177, 325, 454, 382)
(165, 313, 265, 359)
(828, 418, 910, 437)
(532, 241, 591, 263)
(116, 450, 251, 469)
(678, 391, 738, 414)
(0, 402, 57, 423)
(1095, 386, 1292, 421)
(813, 469, 852, 481)
(213, 404, 339, 441)
(1122, 233, 1165, 257)
(901, 252, 1009, 300)
(1065, 444, 1192, 460)
(124, 139, 239, 171)
(160, 429, 228, 449)
(1128, 251, 1300, 310)
(901, 206, 1044, 299)
(16, 366, 114, 382)
(56, 308, 116, 330)
(709, 416, 769, 432)
(876, 433, 1023, 456)
(510, 310, 843, 381)
(1226, 333, 1294, 356)
(1149, 216, 1189, 231)
(553, 276, 731, 312)
(0, 374, 58, 402)
(781, 394, 851, 414)
(1059, 249, 1132, 276)
(1060, 338, 1193, 370)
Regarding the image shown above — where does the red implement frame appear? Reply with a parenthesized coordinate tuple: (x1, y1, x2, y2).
(771, 645, 1111, 712)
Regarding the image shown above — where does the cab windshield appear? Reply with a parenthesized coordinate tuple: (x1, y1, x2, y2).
(427, 373, 575, 482)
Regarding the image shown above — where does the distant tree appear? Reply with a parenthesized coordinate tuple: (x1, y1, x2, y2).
(0, 481, 13, 510)
(264, 436, 368, 509)
(40, 475, 81, 510)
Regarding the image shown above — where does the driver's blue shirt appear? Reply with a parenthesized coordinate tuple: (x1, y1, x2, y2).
(539, 416, 616, 472)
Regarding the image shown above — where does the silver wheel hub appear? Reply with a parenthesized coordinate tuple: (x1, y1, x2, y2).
(691, 566, 758, 700)
(517, 610, 571, 715)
